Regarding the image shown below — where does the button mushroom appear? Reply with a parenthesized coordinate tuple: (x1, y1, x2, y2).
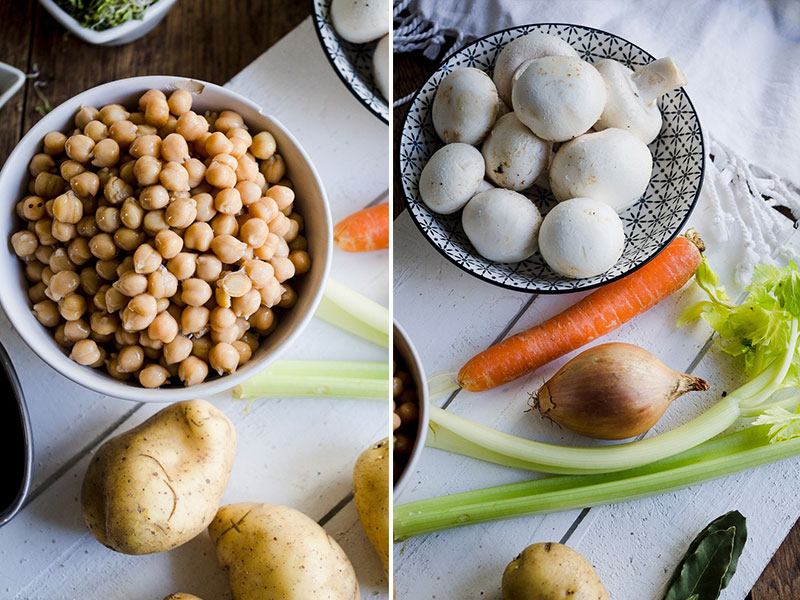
(511, 56, 607, 142)
(594, 57, 688, 144)
(492, 32, 579, 105)
(481, 113, 552, 191)
(538, 197, 625, 278)
(549, 128, 653, 213)
(461, 188, 542, 263)
(372, 34, 390, 101)
(419, 143, 486, 214)
(331, 0, 391, 43)
(432, 67, 500, 145)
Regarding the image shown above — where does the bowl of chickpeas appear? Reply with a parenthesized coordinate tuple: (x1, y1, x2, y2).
(393, 320, 429, 497)
(0, 76, 332, 402)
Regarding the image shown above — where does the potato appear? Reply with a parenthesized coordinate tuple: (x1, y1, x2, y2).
(502, 542, 609, 600)
(353, 438, 390, 574)
(209, 502, 359, 600)
(81, 399, 236, 555)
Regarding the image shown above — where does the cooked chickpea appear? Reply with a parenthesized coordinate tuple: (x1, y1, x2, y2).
(95, 206, 121, 233)
(21, 196, 46, 221)
(191, 192, 216, 222)
(104, 286, 127, 312)
(90, 310, 119, 335)
(70, 171, 100, 197)
(34, 218, 56, 246)
(109, 120, 137, 147)
(258, 277, 283, 308)
(249, 306, 274, 332)
(70, 339, 101, 365)
(64, 134, 95, 163)
(49, 248, 74, 273)
(249, 196, 278, 223)
(43, 131, 67, 155)
(29, 153, 55, 177)
(47, 270, 80, 301)
(159, 161, 190, 191)
(115, 345, 144, 373)
(133, 155, 162, 186)
(214, 110, 244, 133)
(239, 217, 269, 248)
(211, 234, 247, 263)
(84, 120, 108, 142)
(178, 355, 208, 385)
(64, 319, 91, 342)
(92, 138, 120, 168)
(269, 255, 295, 283)
(181, 305, 209, 335)
(58, 293, 86, 321)
(167, 252, 196, 280)
(148, 310, 179, 344)
(35, 172, 67, 198)
(219, 271, 252, 298)
(145, 97, 170, 128)
(86, 233, 116, 260)
(121, 294, 158, 331)
(209, 342, 238, 375)
(80, 267, 101, 295)
(195, 254, 222, 282)
(161, 132, 189, 163)
(205, 131, 233, 157)
(269, 212, 291, 238)
(167, 89, 192, 115)
(133, 243, 162, 274)
(147, 267, 179, 298)
(279, 283, 297, 308)
(139, 184, 169, 210)
(251, 131, 276, 160)
(11, 231, 38, 257)
(142, 209, 169, 235)
(242, 259, 273, 288)
(210, 213, 239, 237)
(138, 89, 166, 111)
(104, 176, 133, 205)
(181, 278, 212, 306)
(129, 134, 162, 158)
(114, 227, 145, 251)
(266, 185, 294, 211)
(163, 334, 192, 364)
(134, 363, 167, 388)
(51, 220, 76, 243)
(289, 250, 311, 275)
(261, 153, 286, 183)
(26, 261, 44, 283)
(235, 155, 258, 182)
(205, 162, 236, 189)
(232, 287, 261, 318)
(114, 271, 148, 297)
(99, 104, 129, 126)
(95, 258, 121, 281)
(165, 196, 197, 228)
(29, 282, 47, 304)
(75, 216, 98, 238)
(175, 110, 208, 141)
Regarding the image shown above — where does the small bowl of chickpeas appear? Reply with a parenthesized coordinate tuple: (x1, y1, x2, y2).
(0, 76, 332, 402)
(393, 320, 429, 497)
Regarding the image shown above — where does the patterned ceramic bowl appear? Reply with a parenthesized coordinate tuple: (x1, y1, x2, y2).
(399, 24, 705, 293)
(311, 0, 390, 124)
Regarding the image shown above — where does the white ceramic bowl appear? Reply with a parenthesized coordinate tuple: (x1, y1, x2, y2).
(393, 320, 429, 497)
(39, 0, 177, 46)
(0, 76, 332, 402)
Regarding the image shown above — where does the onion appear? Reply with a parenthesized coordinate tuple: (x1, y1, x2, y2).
(533, 343, 709, 440)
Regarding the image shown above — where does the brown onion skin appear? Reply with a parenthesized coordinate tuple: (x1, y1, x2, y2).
(534, 343, 709, 440)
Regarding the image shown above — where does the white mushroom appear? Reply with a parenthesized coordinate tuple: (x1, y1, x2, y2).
(372, 34, 390, 101)
(511, 56, 607, 142)
(419, 143, 485, 214)
(549, 128, 653, 213)
(462, 188, 542, 263)
(594, 57, 687, 144)
(492, 32, 579, 105)
(538, 197, 625, 278)
(481, 113, 551, 191)
(331, 0, 391, 43)
(432, 67, 500, 145)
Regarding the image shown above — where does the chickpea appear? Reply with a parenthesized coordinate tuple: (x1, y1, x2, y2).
(211, 234, 247, 263)
(178, 355, 208, 386)
(114, 271, 148, 297)
(166, 89, 192, 115)
(279, 283, 297, 308)
(49, 248, 74, 273)
(241, 331, 260, 354)
(104, 176, 133, 205)
(106, 356, 131, 380)
(258, 277, 283, 308)
(228, 340, 251, 367)
(11, 231, 38, 257)
(87, 233, 116, 260)
(181, 305, 209, 335)
(28, 282, 48, 304)
(249, 306, 274, 333)
(51, 219, 77, 243)
(167, 252, 196, 280)
(58, 293, 86, 321)
(159, 161, 190, 192)
(76, 215, 98, 238)
(121, 294, 158, 332)
(211, 323, 239, 344)
(220, 271, 252, 298)
(210, 213, 239, 237)
(138, 89, 166, 111)
(21, 196, 46, 221)
(203, 131, 231, 157)
(284, 218, 300, 243)
(161, 334, 192, 365)
(95, 205, 121, 233)
(192, 192, 216, 222)
(99, 104, 130, 126)
(214, 110, 244, 133)
(35, 172, 67, 198)
(133, 243, 162, 274)
(29, 153, 55, 177)
(114, 329, 138, 347)
(160, 132, 189, 163)
(261, 153, 286, 183)
(289, 250, 311, 275)
(139, 184, 169, 211)
(64, 318, 91, 342)
(84, 120, 108, 142)
(175, 110, 209, 141)
(234, 181, 259, 207)
(143, 95, 169, 127)
(70, 171, 100, 197)
(165, 196, 197, 228)
(148, 310, 179, 344)
(91, 138, 120, 168)
(232, 287, 261, 318)
(90, 310, 119, 335)
(43, 131, 68, 155)
(142, 209, 169, 235)
(96, 166, 118, 188)
(205, 162, 236, 189)
(70, 339, 101, 366)
(109, 120, 137, 147)
(266, 185, 294, 211)
(235, 155, 258, 182)
(181, 278, 212, 306)
(215, 286, 231, 309)
(129, 134, 162, 158)
(251, 131, 276, 160)
(269, 211, 291, 238)
(96, 258, 121, 281)
(209, 342, 238, 375)
(116, 255, 135, 277)
(79, 267, 101, 295)
(133, 155, 162, 186)
(111, 345, 144, 374)
(64, 134, 95, 163)
(249, 196, 278, 223)
(26, 261, 44, 283)
(105, 286, 127, 312)
(196, 254, 223, 283)
(113, 227, 145, 251)
(147, 267, 178, 299)
(34, 218, 56, 246)
(47, 270, 80, 301)
(239, 218, 269, 248)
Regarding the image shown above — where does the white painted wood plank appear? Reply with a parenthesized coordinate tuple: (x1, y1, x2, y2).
(0, 17, 390, 600)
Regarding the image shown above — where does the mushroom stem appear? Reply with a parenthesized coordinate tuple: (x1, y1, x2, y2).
(631, 57, 687, 105)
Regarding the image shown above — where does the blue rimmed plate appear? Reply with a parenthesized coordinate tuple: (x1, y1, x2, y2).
(311, 0, 389, 124)
(398, 23, 704, 293)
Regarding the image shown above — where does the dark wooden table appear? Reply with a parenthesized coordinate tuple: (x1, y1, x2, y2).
(394, 50, 800, 599)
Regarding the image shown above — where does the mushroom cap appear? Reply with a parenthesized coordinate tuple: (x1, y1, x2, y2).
(493, 32, 578, 105)
(331, 0, 391, 43)
(419, 143, 486, 214)
(481, 112, 552, 191)
(538, 197, 625, 278)
(432, 67, 500, 145)
(511, 56, 607, 142)
(372, 34, 390, 101)
(593, 59, 662, 144)
(549, 128, 653, 212)
(462, 188, 542, 263)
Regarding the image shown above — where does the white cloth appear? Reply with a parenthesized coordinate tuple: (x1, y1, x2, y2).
(394, 0, 800, 280)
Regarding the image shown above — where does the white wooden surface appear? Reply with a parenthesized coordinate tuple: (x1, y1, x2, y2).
(393, 184, 800, 598)
(0, 18, 390, 600)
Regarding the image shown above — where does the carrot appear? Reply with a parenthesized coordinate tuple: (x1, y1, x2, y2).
(458, 233, 705, 392)
(334, 203, 390, 252)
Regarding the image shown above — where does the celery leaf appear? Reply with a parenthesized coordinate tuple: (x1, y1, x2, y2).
(753, 407, 800, 443)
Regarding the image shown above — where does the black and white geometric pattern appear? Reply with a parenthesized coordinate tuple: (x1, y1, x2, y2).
(311, 0, 390, 124)
(399, 24, 705, 293)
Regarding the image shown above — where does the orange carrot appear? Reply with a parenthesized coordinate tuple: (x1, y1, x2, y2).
(458, 233, 705, 392)
(334, 203, 390, 252)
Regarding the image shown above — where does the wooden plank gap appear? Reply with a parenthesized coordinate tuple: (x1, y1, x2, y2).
(317, 492, 354, 527)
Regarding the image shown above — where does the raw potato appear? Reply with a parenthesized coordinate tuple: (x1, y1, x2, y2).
(502, 542, 609, 600)
(331, 0, 391, 43)
(353, 438, 390, 575)
(419, 143, 485, 214)
(432, 67, 500, 145)
(482, 112, 551, 191)
(81, 399, 236, 555)
(209, 502, 359, 600)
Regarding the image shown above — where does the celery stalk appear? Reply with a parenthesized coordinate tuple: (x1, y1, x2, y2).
(315, 278, 390, 348)
(233, 360, 389, 401)
(395, 426, 800, 540)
